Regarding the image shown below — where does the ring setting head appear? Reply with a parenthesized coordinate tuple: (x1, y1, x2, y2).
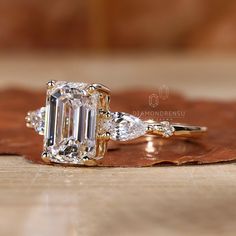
(41, 81, 110, 165)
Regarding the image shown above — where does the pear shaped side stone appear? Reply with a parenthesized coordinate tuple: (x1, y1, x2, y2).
(104, 112, 147, 141)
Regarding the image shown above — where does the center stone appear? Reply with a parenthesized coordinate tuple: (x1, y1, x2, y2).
(44, 82, 98, 164)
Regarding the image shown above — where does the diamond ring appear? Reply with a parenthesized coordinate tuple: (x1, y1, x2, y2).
(25, 81, 207, 166)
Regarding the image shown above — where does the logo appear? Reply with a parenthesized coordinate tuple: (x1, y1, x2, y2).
(148, 85, 169, 108)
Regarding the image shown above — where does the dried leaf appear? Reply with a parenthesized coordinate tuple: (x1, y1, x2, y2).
(0, 89, 235, 167)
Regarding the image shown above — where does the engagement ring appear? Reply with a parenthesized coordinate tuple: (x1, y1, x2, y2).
(26, 81, 207, 165)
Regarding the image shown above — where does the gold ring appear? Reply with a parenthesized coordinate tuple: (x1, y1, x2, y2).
(25, 81, 207, 166)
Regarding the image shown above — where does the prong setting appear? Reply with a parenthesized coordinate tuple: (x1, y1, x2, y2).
(97, 132, 111, 141)
(99, 110, 111, 119)
(47, 80, 56, 89)
(89, 83, 111, 95)
(25, 115, 32, 127)
(41, 151, 51, 163)
(25, 108, 45, 135)
(145, 121, 175, 138)
(86, 85, 97, 95)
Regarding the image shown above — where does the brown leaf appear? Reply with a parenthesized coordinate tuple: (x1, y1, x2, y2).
(0, 88, 236, 167)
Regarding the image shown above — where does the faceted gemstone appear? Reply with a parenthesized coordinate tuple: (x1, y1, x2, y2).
(160, 121, 175, 138)
(26, 107, 45, 135)
(153, 121, 175, 138)
(44, 82, 98, 164)
(104, 112, 147, 141)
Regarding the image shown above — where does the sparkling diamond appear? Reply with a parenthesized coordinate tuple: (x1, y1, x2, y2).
(44, 81, 98, 164)
(104, 112, 147, 141)
(26, 107, 45, 135)
(158, 121, 175, 138)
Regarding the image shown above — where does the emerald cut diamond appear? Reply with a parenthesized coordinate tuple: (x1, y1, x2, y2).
(44, 82, 99, 164)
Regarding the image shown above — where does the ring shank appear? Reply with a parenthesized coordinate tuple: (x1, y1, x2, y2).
(172, 124, 207, 137)
(146, 122, 207, 138)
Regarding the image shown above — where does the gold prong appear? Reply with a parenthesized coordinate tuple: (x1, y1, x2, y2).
(88, 83, 111, 95)
(26, 123, 32, 128)
(25, 115, 33, 128)
(25, 115, 30, 122)
(94, 83, 111, 160)
(97, 132, 111, 141)
(41, 151, 51, 163)
(47, 80, 56, 89)
(99, 110, 111, 119)
(87, 85, 96, 95)
(83, 159, 98, 166)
